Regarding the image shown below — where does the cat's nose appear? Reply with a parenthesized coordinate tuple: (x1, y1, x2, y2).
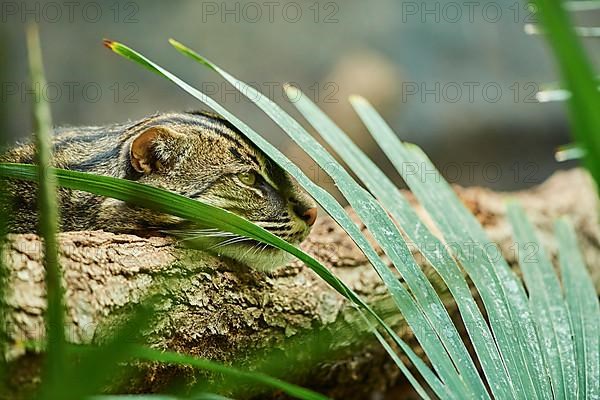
(294, 205, 318, 226)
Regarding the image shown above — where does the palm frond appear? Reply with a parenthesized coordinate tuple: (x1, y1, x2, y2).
(508, 203, 577, 398)
(351, 97, 553, 399)
(555, 218, 600, 400)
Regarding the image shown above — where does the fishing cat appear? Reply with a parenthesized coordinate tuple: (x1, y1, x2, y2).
(0, 111, 318, 271)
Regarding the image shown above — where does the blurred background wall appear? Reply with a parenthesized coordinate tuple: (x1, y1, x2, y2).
(1, 0, 589, 195)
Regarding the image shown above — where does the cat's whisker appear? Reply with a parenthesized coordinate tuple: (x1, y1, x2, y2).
(251, 243, 263, 257)
(208, 237, 248, 250)
(185, 229, 235, 235)
(256, 243, 270, 256)
(210, 236, 252, 250)
(240, 242, 260, 261)
(176, 231, 239, 242)
(202, 232, 239, 238)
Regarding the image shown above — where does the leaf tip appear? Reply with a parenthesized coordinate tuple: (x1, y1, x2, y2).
(102, 39, 116, 51)
(25, 22, 40, 39)
(168, 38, 182, 48)
(283, 83, 300, 99)
(169, 39, 216, 70)
(349, 94, 367, 105)
(403, 142, 420, 151)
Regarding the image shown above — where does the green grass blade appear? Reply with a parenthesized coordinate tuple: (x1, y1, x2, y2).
(351, 96, 554, 400)
(25, 24, 66, 400)
(287, 87, 513, 399)
(128, 346, 330, 400)
(555, 218, 600, 400)
(533, 0, 600, 187)
(508, 203, 578, 398)
(102, 40, 438, 397)
(169, 40, 474, 397)
(76, 344, 329, 400)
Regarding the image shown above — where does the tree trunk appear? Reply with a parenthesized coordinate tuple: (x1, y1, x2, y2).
(3, 168, 599, 399)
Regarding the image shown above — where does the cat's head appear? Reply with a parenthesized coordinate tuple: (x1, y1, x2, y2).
(119, 111, 317, 271)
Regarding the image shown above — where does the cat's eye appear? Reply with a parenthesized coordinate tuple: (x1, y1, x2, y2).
(237, 171, 257, 186)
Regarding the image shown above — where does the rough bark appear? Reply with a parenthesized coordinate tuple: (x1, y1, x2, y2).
(2, 168, 599, 399)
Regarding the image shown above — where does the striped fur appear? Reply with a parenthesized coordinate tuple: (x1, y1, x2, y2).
(0, 111, 317, 271)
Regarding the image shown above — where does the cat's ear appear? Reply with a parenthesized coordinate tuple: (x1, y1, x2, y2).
(130, 126, 184, 174)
